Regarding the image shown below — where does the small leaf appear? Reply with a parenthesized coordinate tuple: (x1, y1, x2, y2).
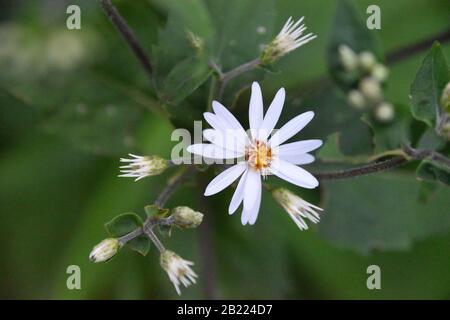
(144, 205, 169, 219)
(410, 42, 450, 127)
(157, 224, 172, 238)
(127, 235, 151, 256)
(417, 159, 450, 186)
(105, 212, 143, 237)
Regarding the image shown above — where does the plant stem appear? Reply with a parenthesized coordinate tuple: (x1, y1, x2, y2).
(155, 167, 194, 207)
(315, 145, 450, 180)
(98, 0, 155, 88)
(218, 58, 261, 99)
(315, 156, 408, 180)
(143, 224, 166, 253)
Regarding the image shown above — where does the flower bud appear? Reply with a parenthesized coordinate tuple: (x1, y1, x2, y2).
(119, 154, 168, 181)
(338, 44, 358, 71)
(375, 102, 395, 122)
(359, 77, 383, 102)
(171, 206, 203, 229)
(160, 250, 197, 295)
(89, 238, 121, 263)
(186, 31, 204, 52)
(441, 82, 450, 113)
(359, 51, 376, 71)
(272, 188, 322, 231)
(347, 89, 366, 110)
(371, 63, 389, 83)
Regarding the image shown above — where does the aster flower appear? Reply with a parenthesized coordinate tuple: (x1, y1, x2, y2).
(160, 250, 197, 295)
(261, 16, 316, 64)
(272, 188, 322, 230)
(187, 82, 322, 226)
(119, 154, 168, 181)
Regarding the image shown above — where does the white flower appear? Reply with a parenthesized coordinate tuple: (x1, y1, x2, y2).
(160, 250, 197, 295)
(371, 63, 389, 83)
(347, 89, 366, 110)
(272, 188, 322, 230)
(358, 51, 376, 71)
(375, 102, 395, 122)
(89, 238, 121, 263)
(338, 44, 358, 72)
(119, 154, 168, 181)
(187, 82, 322, 226)
(261, 17, 316, 63)
(359, 77, 383, 102)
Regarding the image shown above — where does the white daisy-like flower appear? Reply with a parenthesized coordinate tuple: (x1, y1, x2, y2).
(272, 188, 322, 230)
(261, 17, 316, 63)
(187, 82, 322, 226)
(160, 250, 197, 295)
(119, 154, 168, 181)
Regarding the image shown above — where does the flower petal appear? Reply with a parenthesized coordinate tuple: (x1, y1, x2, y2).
(247, 185, 262, 225)
(277, 139, 322, 156)
(279, 153, 315, 165)
(204, 163, 246, 196)
(202, 129, 244, 153)
(249, 82, 264, 138)
(212, 101, 248, 143)
(204, 112, 247, 148)
(259, 87, 285, 141)
(270, 159, 319, 189)
(241, 169, 261, 225)
(187, 144, 243, 159)
(269, 111, 315, 148)
(228, 169, 248, 214)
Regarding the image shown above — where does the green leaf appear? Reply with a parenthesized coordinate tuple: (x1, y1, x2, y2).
(157, 224, 172, 238)
(417, 159, 450, 186)
(127, 235, 151, 256)
(105, 212, 151, 256)
(160, 56, 212, 105)
(144, 205, 169, 219)
(319, 174, 450, 254)
(105, 212, 143, 237)
(410, 42, 450, 127)
(339, 119, 374, 156)
(327, 0, 383, 88)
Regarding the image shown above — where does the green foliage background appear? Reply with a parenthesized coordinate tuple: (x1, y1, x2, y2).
(0, 0, 449, 299)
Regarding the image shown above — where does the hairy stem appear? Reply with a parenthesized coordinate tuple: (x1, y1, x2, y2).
(98, 0, 155, 87)
(143, 224, 166, 253)
(218, 58, 261, 99)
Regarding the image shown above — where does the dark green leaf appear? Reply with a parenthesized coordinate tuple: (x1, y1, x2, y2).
(105, 212, 143, 237)
(410, 42, 450, 127)
(319, 174, 450, 254)
(417, 159, 450, 185)
(128, 235, 151, 256)
(144, 205, 169, 219)
(327, 0, 383, 88)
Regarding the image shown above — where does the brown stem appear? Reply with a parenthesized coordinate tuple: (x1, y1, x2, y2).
(98, 0, 155, 87)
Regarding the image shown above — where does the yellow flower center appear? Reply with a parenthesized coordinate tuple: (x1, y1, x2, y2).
(246, 140, 272, 171)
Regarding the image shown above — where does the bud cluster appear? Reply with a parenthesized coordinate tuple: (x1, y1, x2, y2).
(338, 44, 394, 123)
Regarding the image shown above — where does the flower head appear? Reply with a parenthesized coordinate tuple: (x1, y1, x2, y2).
(272, 188, 322, 230)
(187, 82, 322, 226)
(261, 17, 316, 64)
(160, 250, 197, 295)
(338, 44, 359, 72)
(89, 238, 121, 263)
(119, 154, 168, 181)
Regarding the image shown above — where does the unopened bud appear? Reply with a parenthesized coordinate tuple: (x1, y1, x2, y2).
(119, 154, 168, 181)
(375, 102, 395, 122)
(371, 63, 389, 83)
(441, 82, 450, 113)
(347, 89, 366, 110)
(89, 238, 121, 263)
(360, 77, 383, 102)
(338, 44, 358, 71)
(171, 206, 203, 229)
(359, 51, 376, 71)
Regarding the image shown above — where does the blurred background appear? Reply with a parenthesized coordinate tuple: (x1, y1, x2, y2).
(0, 0, 449, 299)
